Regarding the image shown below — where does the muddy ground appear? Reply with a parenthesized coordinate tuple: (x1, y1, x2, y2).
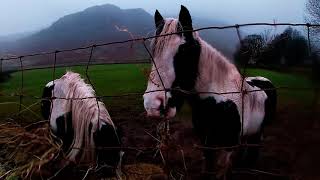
(103, 96, 320, 180)
(3, 96, 319, 180)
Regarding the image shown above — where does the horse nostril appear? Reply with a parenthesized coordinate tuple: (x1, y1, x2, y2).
(159, 103, 165, 115)
(153, 95, 168, 116)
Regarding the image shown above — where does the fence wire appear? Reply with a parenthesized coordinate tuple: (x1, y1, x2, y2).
(0, 22, 320, 179)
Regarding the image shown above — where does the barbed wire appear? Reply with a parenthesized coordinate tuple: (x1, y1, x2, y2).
(0, 86, 316, 101)
(1, 22, 320, 62)
(0, 22, 319, 179)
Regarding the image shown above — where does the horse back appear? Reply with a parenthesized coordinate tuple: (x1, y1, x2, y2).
(246, 77, 277, 126)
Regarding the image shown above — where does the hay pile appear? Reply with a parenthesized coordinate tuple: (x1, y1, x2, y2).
(119, 163, 165, 180)
(0, 121, 62, 179)
(0, 121, 166, 179)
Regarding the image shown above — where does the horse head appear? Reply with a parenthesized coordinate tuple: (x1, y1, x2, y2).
(143, 5, 201, 118)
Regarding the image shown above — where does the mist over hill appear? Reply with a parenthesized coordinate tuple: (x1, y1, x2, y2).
(0, 4, 240, 69)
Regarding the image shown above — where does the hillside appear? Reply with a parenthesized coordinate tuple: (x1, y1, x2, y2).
(2, 4, 152, 53)
(0, 4, 239, 70)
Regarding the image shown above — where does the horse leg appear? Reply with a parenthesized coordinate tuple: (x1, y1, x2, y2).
(200, 137, 221, 180)
(198, 134, 234, 180)
(203, 149, 234, 180)
(243, 132, 262, 168)
(191, 117, 216, 179)
(191, 98, 240, 180)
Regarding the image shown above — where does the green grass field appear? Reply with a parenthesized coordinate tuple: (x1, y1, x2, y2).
(0, 64, 318, 120)
(0, 64, 150, 120)
(0, 64, 149, 96)
(245, 68, 318, 104)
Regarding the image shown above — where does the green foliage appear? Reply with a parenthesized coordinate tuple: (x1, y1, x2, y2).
(0, 72, 11, 83)
(269, 27, 308, 66)
(235, 27, 309, 67)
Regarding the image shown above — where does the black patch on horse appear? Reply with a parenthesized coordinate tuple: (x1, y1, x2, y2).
(41, 84, 54, 120)
(191, 97, 241, 148)
(94, 123, 122, 167)
(191, 96, 241, 174)
(169, 38, 201, 110)
(173, 39, 201, 90)
(55, 112, 74, 152)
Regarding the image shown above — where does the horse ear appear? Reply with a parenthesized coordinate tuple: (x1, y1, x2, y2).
(179, 5, 193, 31)
(154, 9, 164, 28)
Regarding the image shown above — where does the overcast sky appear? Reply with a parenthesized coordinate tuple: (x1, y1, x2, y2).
(0, 0, 307, 36)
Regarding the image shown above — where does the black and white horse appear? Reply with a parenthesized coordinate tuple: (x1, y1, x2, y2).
(41, 71, 121, 168)
(143, 6, 277, 179)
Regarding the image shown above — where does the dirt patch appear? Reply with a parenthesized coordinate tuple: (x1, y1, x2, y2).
(110, 96, 320, 180)
(0, 96, 319, 179)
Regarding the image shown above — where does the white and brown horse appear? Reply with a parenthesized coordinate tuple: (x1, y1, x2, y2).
(143, 6, 277, 179)
(41, 71, 121, 169)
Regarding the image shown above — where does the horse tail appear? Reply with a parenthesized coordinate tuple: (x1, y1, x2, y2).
(262, 81, 277, 126)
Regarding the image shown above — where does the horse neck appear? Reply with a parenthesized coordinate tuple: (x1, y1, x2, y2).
(195, 38, 242, 94)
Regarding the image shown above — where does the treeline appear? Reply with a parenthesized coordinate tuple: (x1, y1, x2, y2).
(234, 27, 320, 80)
(234, 27, 314, 67)
(0, 72, 12, 83)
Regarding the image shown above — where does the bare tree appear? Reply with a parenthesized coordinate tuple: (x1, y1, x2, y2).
(306, 0, 320, 43)
(261, 28, 276, 45)
(306, 0, 320, 77)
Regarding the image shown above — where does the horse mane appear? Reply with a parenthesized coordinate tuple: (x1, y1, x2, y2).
(198, 39, 241, 83)
(151, 18, 181, 57)
(196, 38, 266, 110)
(60, 71, 116, 163)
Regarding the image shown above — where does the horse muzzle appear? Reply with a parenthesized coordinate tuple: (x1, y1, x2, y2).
(143, 93, 176, 119)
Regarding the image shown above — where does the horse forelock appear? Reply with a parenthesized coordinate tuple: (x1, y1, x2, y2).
(151, 18, 181, 57)
(151, 18, 200, 57)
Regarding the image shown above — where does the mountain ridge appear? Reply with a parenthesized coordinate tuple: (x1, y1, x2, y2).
(0, 4, 239, 70)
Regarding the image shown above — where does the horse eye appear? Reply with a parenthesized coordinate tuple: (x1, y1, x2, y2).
(177, 23, 182, 31)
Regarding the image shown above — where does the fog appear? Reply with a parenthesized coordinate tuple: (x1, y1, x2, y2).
(0, 0, 306, 36)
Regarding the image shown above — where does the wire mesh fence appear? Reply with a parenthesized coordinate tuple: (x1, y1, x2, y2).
(0, 22, 319, 179)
